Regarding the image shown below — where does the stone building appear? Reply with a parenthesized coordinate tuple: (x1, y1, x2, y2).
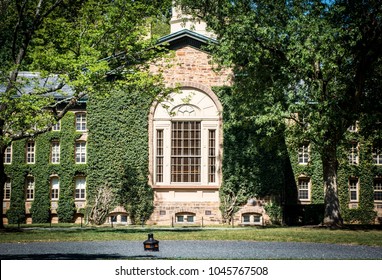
(3, 7, 382, 226)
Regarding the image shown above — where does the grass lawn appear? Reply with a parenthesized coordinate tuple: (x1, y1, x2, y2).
(1, 225, 381, 246)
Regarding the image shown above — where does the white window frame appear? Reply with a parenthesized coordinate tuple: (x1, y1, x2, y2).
(373, 147, 382, 165)
(3, 177, 11, 200)
(75, 177, 86, 200)
(52, 120, 61, 131)
(25, 176, 35, 201)
(50, 177, 60, 201)
(298, 177, 311, 201)
(51, 141, 60, 164)
(153, 122, 219, 186)
(156, 129, 164, 183)
(75, 112, 87, 131)
(242, 213, 262, 225)
(348, 142, 359, 165)
(26, 141, 35, 164)
(4, 145, 12, 164)
(176, 213, 195, 223)
(75, 142, 86, 164)
(208, 129, 217, 183)
(152, 89, 221, 187)
(349, 177, 359, 202)
(374, 179, 382, 202)
(298, 143, 309, 165)
(170, 121, 201, 183)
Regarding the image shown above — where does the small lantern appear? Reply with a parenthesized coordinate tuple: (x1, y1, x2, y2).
(143, 233, 159, 251)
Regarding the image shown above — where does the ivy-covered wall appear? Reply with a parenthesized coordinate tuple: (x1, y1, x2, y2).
(217, 87, 295, 222)
(285, 122, 381, 225)
(5, 110, 87, 224)
(5, 86, 380, 226)
(218, 86, 380, 225)
(86, 80, 164, 225)
(336, 124, 381, 224)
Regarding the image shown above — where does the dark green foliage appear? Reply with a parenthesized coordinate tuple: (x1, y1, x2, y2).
(285, 119, 380, 224)
(217, 86, 290, 220)
(87, 80, 163, 224)
(336, 123, 379, 224)
(5, 140, 27, 224)
(177, 0, 382, 227)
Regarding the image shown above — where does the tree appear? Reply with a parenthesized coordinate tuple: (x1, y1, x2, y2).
(0, 0, 172, 229)
(176, 0, 382, 227)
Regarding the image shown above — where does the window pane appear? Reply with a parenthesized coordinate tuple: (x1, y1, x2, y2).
(26, 142, 35, 163)
(208, 130, 216, 183)
(156, 130, 164, 183)
(52, 121, 60, 131)
(374, 180, 382, 201)
(51, 142, 60, 163)
(4, 146, 12, 164)
(349, 178, 358, 201)
(298, 144, 309, 164)
(298, 178, 310, 200)
(348, 143, 358, 165)
(51, 177, 59, 200)
(75, 177, 86, 199)
(373, 147, 382, 165)
(76, 113, 87, 131)
(4, 178, 11, 200)
(171, 121, 201, 182)
(75, 142, 86, 163)
(26, 177, 34, 200)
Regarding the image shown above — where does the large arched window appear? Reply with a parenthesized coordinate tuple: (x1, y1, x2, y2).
(150, 87, 222, 186)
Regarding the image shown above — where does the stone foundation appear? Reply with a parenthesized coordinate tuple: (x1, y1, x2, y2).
(148, 201, 222, 226)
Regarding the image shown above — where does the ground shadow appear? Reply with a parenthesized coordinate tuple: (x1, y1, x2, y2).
(0, 253, 168, 260)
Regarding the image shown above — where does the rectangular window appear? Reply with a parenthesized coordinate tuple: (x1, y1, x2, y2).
(26, 141, 35, 164)
(75, 113, 87, 131)
(348, 142, 359, 165)
(4, 178, 11, 200)
(186, 215, 194, 223)
(75, 142, 86, 163)
(253, 215, 261, 223)
(298, 178, 310, 201)
(298, 144, 309, 164)
(121, 215, 128, 223)
(171, 121, 201, 183)
(75, 177, 86, 200)
(373, 147, 382, 165)
(26, 177, 34, 200)
(374, 179, 382, 202)
(242, 215, 250, 223)
(176, 215, 184, 223)
(52, 120, 60, 131)
(156, 130, 164, 183)
(4, 145, 12, 164)
(51, 141, 60, 164)
(51, 177, 59, 200)
(349, 178, 358, 202)
(208, 129, 216, 183)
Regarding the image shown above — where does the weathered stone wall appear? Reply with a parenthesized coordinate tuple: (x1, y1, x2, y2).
(149, 201, 221, 226)
(150, 46, 232, 88)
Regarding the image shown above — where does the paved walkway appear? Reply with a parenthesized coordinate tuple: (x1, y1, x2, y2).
(1, 240, 381, 260)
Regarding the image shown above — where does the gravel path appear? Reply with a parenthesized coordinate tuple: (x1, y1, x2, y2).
(1, 240, 381, 260)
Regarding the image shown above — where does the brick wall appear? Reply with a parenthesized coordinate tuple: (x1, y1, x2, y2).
(150, 46, 232, 88)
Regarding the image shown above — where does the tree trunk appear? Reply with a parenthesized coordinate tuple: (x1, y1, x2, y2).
(322, 144, 343, 227)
